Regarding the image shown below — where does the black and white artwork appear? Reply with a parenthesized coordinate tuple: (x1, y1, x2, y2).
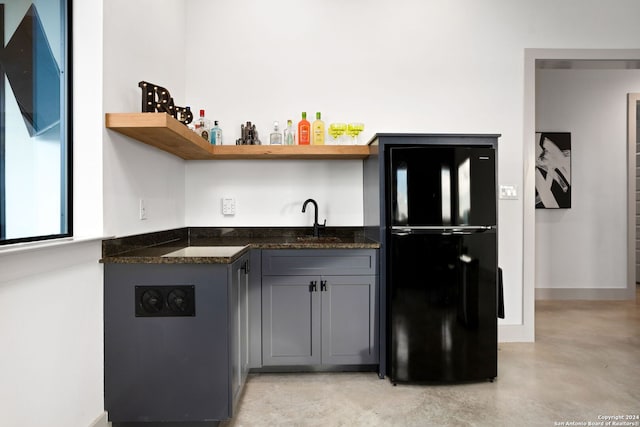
(535, 132, 571, 209)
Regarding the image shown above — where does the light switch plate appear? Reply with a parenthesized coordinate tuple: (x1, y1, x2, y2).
(499, 185, 518, 200)
(222, 197, 236, 215)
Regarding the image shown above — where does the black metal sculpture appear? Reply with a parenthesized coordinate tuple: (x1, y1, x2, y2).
(138, 81, 193, 125)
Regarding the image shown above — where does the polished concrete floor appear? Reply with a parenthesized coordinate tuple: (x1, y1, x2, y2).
(223, 289, 640, 427)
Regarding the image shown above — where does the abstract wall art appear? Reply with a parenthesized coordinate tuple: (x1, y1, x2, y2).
(535, 132, 571, 209)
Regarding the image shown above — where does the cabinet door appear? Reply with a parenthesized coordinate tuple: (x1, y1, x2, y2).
(230, 254, 251, 415)
(239, 258, 250, 387)
(262, 275, 321, 366)
(229, 259, 241, 407)
(321, 275, 378, 365)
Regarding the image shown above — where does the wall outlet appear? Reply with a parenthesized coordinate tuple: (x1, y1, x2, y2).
(139, 199, 147, 220)
(222, 197, 236, 216)
(499, 185, 519, 200)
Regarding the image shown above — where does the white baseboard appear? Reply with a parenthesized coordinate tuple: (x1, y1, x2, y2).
(498, 324, 534, 343)
(535, 287, 635, 300)
(88, 412, 109, 427)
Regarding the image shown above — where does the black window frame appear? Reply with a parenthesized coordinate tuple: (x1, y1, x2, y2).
(0, 0, 73, 245)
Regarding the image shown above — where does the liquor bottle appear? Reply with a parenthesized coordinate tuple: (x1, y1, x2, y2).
(312, 112, 325, 145)
(195, 109, 211, 141)
(284, 119, 295, 145)
(211, 120, 222, 145)
(298, 112, 310, 145)
(270, 121, 283, 145)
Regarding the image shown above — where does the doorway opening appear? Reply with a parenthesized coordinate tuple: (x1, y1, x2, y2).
(523, 49, 640, 342)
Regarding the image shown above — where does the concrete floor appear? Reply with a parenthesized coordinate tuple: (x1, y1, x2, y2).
(223, 290, 640, 427)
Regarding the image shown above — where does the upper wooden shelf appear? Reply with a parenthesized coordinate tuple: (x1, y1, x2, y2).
(105, 113, 373, 160)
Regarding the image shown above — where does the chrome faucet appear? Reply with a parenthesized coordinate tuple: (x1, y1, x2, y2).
(302, 198, 326, 237)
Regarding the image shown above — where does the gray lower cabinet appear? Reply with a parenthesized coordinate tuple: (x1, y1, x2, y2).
(262, 275, 322, 365)
(104, 252, 250, 424)
(261, 249, 378, 367)
(321, 275, 377, 365)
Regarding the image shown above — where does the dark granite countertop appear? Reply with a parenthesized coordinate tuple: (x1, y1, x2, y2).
(101, 227, 380, 264)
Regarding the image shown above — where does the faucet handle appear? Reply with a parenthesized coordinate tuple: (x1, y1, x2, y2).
(313, 219, 327, 238)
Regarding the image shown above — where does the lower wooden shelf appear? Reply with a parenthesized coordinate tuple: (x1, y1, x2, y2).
(209, 144, 371, 159)
(105, 112, 372, 160)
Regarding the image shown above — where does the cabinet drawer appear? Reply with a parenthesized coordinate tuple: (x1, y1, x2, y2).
(262, 249, 377, 276)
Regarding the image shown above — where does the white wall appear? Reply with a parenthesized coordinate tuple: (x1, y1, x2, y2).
(102, 0, 188, 237)
(535, 69, 640, 297)
(182, 0, 640, 338)
(74, 0, 104, 238)
(186, 160, 363, 226)
(0, 241, 104, 427)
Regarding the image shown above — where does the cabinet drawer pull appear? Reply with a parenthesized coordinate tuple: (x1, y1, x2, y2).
(241, 260, 250, 273)
(309, 281, 318, 292)
(320, 280, 327, 292)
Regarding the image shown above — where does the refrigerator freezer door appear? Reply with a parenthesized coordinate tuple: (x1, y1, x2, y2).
(388, 146, 496, 227)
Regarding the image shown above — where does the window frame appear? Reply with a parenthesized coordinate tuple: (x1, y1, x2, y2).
(0, 0, 73, 246)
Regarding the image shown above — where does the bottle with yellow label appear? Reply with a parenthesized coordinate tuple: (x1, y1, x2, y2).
(312, 112, 325, 145)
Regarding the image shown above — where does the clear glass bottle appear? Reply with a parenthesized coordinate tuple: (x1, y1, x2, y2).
(283, 119, 295, 145)
(211, 120, 222, 145)
(312, 112, 325, 145)
(195, 109, 211, 141)
(270, 121, 283, 145)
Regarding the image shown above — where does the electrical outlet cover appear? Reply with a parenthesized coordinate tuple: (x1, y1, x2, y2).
(499, 185, 518, 200)
(222, 197, 236, 215)
(139, 199, 147, 220)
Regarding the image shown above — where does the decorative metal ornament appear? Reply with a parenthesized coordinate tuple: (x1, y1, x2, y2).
(138, 81, 193, 125)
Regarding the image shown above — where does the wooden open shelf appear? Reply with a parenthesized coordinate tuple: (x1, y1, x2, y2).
(105, 113, 372, 160)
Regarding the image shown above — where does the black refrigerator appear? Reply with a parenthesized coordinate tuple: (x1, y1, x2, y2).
(385, 142, 499, 384)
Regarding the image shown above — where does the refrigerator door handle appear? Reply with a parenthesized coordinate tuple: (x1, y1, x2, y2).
(391, 225, 495, 235)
